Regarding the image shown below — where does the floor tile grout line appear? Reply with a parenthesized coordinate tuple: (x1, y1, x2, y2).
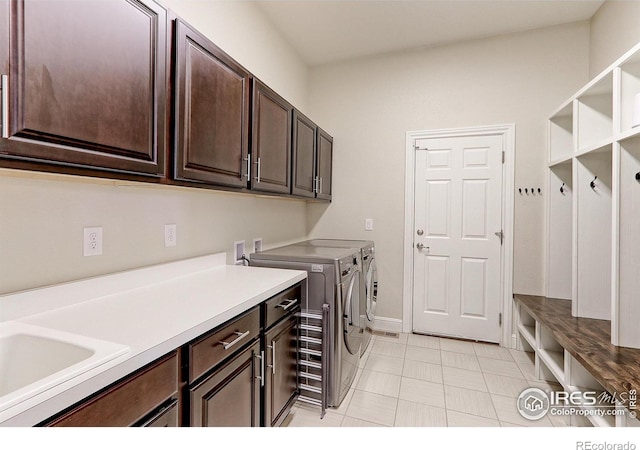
(478, 362, 502, 424)
(290, 335, 547, 428)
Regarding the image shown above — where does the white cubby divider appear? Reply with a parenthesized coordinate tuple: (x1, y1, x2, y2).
(545, 40, 640, 347)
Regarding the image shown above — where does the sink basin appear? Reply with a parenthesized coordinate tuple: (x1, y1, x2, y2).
(0, 321, 129, 413)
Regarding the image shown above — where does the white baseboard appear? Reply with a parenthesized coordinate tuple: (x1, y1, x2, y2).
(371, 316, 403, 334)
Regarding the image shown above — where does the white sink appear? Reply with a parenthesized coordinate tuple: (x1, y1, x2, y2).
(0, 321, 129, 413)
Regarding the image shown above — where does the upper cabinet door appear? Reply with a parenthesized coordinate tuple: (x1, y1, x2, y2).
(173, 19, 250, 188)
(251, 79, 292, 194)
(291, 109, 316, 198)
(316, 128, 333, 201)
(0, 0, 168, 177)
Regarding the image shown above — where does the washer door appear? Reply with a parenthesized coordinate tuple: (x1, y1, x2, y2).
(365, 257, 378, 321)
(343, 269, 361, 355)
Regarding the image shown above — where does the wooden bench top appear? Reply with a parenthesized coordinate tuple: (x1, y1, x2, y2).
(514, 294, 640, 401)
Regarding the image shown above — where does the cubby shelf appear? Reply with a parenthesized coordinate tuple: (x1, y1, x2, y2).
(514, 296, 640, 428)
(538, 349, 565, 385)
(517, 323, 536, 349)
(546, 40, 640, 347)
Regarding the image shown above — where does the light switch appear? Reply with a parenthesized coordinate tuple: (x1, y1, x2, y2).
(365, 218, 374, 231)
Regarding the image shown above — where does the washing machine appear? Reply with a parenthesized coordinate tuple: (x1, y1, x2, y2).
(249, 244, 362, 408)
(292, 239, 377, 354)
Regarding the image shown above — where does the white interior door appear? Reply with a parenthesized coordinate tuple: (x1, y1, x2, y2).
(412, 134, 504, 342)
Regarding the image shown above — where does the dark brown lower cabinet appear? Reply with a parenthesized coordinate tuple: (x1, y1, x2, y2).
(43, 351, 179, 427)
(189, 340, 261, 427)
(39, 283, 302, 427)
(264, 314, 298, 427)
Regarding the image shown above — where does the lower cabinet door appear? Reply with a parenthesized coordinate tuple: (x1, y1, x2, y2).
(265, 315, 299, 427)
(190, 340, 261, 427)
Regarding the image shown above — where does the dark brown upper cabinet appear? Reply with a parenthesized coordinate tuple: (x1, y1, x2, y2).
(0, 0, 168, 177)
(316, 127, 333, 201)
(292, 109, 332, 201)
(291, 109, 316, 198)
(173, 18, 250, 189)
(250, 79, 292, 194)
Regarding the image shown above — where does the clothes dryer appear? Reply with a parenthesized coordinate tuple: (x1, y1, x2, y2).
(249, 244, 362, 408)
(292, 239, 377, 354)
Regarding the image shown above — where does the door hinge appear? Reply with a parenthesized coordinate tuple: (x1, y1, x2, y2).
(502, 151, 505, 164)
(494, 230, 504, 245)
(499, 313, 502, 327)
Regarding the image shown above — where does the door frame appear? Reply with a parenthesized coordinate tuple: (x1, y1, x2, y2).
(402, 124, 515, 347)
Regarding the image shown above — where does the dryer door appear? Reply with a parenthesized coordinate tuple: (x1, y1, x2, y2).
(342, 269, 361, 355)
(365, 257, 378, 321)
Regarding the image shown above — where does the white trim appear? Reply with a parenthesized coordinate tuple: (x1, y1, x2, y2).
(371, 316, 403, 334)
(402, 124, 516, 348)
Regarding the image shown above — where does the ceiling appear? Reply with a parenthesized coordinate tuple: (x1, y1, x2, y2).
(252, 0, 605, 66)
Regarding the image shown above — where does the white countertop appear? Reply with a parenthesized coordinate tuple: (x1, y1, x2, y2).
(0, 253, 306, 426)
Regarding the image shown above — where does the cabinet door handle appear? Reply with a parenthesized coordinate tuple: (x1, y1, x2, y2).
(254, 157, 261, 183)
(255, 350, 265, 387)
(1, 75, 8, 139)
(267, 340, 276, 375)
(276, 298, 298, 310)
(218, 330, 250, 350)
(319, 177, 323, 194)
(243, 155, 251, 181)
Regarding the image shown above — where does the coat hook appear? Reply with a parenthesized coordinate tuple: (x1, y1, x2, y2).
(590, 176, 597, 189)
(560, 183, 565, 194)
(525, 188, 528, 195)
(519, 188, 522, 194)
(538, 188, 542, 194)
(531, 187, 535, 195)
(636, 172, 640, 182)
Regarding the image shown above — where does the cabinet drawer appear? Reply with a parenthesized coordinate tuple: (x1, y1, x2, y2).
(189, 306, 261, 383)
(265, 283, 301, 329)
(48, 351, 178, 427)
(136, 399, 179, 427)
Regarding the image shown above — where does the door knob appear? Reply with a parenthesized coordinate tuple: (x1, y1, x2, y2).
(416, 243, 429, 251)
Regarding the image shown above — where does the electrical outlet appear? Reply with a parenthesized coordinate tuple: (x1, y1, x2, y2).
(253, 238, 262, 253)
(365, 218, 374, 231)
(234, 240, 246, 265)
(165, 224, 177, 247)
(83, 227, 103, 256)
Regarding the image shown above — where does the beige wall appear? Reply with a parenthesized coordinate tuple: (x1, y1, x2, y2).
(306, 22, 591, 322)
(589, 0, 640, 77)
(0, 1, 310, 295)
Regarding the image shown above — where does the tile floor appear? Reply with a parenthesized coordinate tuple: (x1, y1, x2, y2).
(283, 333, 571, 427)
